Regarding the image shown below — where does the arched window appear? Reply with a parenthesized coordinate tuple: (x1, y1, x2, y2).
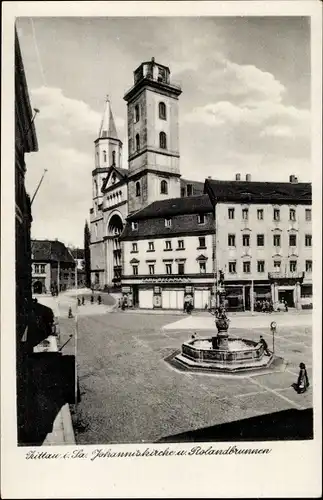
(136, 181, 141, 197)
(103, 150, 107, 162)
(96, 152, 99, 165)
(159, 131, 167, 149)
(160, 180, 168, 195)
(135, 104, 140, 123)
(112, 151, 116, 165)
(94, 180, 98, 197)
(159, 102, 166, 120)
(135, 134, 140, 152)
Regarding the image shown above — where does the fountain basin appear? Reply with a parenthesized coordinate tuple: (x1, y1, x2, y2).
(175, 337, 274, 373)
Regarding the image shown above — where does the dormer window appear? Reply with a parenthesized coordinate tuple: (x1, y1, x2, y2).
(159, 131, 167, 149)
(160, 180, 168, 194)
(165, 218, 172, 228)
(198, 214, 205, 224)
(159, 102, 166, 120)
(135, 104, 140, 123)
(131, 222, 138, 231)
(135, 181, 141, 197)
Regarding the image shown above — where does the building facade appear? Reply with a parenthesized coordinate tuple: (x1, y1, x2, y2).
(205, 175, 312, 311)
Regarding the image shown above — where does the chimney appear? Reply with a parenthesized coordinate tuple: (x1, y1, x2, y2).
(235, 173, 241, 181)
(246, 174, 251, 182)
(289, 175, 298, 183)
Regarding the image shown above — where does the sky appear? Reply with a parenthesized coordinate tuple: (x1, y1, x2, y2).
(16, 16, 311, 247)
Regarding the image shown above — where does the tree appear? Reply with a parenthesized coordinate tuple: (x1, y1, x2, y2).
(84, 220, 91, 288)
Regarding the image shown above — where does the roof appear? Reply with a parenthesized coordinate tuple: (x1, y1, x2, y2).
(127, 195, 213, 221)
(180, 178, 204, 196)
(98, 97, 119, 140)
(205, 179, 312, 205)
(101, 165, 129, 192)
(31, 240, 75, 264)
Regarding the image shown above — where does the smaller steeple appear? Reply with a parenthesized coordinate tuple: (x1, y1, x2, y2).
(98, 95, 119, 140)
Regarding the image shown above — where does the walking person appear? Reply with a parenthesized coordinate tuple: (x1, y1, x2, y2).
(97, 294, 102, 305)
(77, 297, 81, 306)
(82, 296, 85, 306)
(294, 362, 310, 394)
(284, 300, 288, 312)
(259, 335, 271, 356)
(90, 294, 94, 304)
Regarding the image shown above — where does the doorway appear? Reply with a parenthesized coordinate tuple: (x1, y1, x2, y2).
(132, 286, 139, 307)
(33, 281, 43, 294)
(278, 289, 294, 307)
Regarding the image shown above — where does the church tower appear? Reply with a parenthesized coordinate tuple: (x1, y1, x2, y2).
(92, 96, 122, 212)
(124, 58, 182, 213)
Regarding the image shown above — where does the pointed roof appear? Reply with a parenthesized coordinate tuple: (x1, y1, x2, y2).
(98, 95, 119, 140)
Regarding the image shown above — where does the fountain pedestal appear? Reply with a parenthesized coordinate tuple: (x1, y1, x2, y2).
(217, 331, 229, 350)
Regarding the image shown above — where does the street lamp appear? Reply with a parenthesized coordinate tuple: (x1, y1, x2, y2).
(270, 321, 277, 355)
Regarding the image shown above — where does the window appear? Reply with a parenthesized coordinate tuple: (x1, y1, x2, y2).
(135, 133, 140, 151)
(242, 234, 250, 247)
(228, 261, 236, 274)
(274, 260, 281, 271)
(178, 240, 184, 249)
(148, 241, 154, 251)
(228, 208, 235, 220)
(289, 208, 296, 221)
(305, 209, 311, 221)
(257, 260, 265, 273)
(187, 184, 193, 197)
(197, 214, 205, 224)
(228, 234, 236, 247)
(159, 102, 166, 120)
(199, 262, 206, 274)
(242, 208, 249, 220)
(257, 209, 264, 220)
(165, 240, 172, 250)
(257, 234, 264, 246)
(181, 187, 185, 197)
(103, 150, 107, 162)
(289, 234, 297, 247)
(165, 263, 172, 275)
(198, 236, 206, 248)
(165, 218, 172, 227)
(40, 264, 45, 273)
(132, 265, 138, 276)
(305, 234, 312, 247)
(112, 151, 116, 165)
(64, 273, 69, 280)
(178, 263, 185, 275)
(290, 260, 297, 272)
(160, 180, 168, 194)
(159, 131, 167, 149)
(34, 264, 40, 273)
(306, 260, 312, 272)
(273, 234, 281, 247)
(135, 182, 141, 197)
(273, 208, 280, 221)
(243, 261, 251, 273)
(131, 222, 138, 230)
(132, 243, 138, 252)
(135, 104, 140, 123)
(149, 264, 155, 275)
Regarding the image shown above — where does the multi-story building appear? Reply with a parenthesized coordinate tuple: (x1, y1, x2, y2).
(205, 174, 312, 310)
(31, 239, 76, 294)
(119, 195, 215, 309)
(89, 58, 203, 290)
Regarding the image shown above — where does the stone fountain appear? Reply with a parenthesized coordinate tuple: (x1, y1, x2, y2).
(174, 306, 275, 373)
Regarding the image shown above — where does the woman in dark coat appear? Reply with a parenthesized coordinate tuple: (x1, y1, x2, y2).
(296, 362, 310, 393)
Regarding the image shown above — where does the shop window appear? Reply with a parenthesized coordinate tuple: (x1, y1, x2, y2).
(257, 234, 264, 246)
(178, 263, 185, 275)
(243, 261, 251, 273)
(289, 260, 297, 272)
(301, 285, 312, 298)
(160, 180, 168, 194)
(257, 209, 264, 220)
(305, 234, 312, 247)
(159, 102, 166, 120)
(165, 263, 172, 275)
(273, 234, 281, 247)
(305, 260, 312, 272)
(228, 234, 236, 247)
(273, 208, 280, 221)
(228, 261, 236, 274)
(132, 265, 138, 276)
(159, 132, 167, 149)
(228, 208, 235, 220)
(242, 208, 249, 220)
(198, 236, 206, 248)
(289, 208, 296, 221)
(242, 234, 250, 247)
(199, 262, 206, 274)
(149, 264, 155, 275)
(305, 209, 311, 221)
(198, 214, 205, 224)
(135, 182, 141, 197)
(257, 260, 265, 273)
(289, 234, 297, 247)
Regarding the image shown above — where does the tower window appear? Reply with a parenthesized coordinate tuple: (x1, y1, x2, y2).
(94, 180, 98, 197)
(160, 180, 168, 194)
(135, 182, 141, 197)
(159, 132, 167, 149)
(135, 104, 140, 123)
(159, 102, 167, 120)
(135, 134, 140, 152)
(112, 151, 116, 165)
(103, 150, 107, 163)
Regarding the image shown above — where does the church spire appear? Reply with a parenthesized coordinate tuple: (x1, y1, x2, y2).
(98, 95, 119, 140)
